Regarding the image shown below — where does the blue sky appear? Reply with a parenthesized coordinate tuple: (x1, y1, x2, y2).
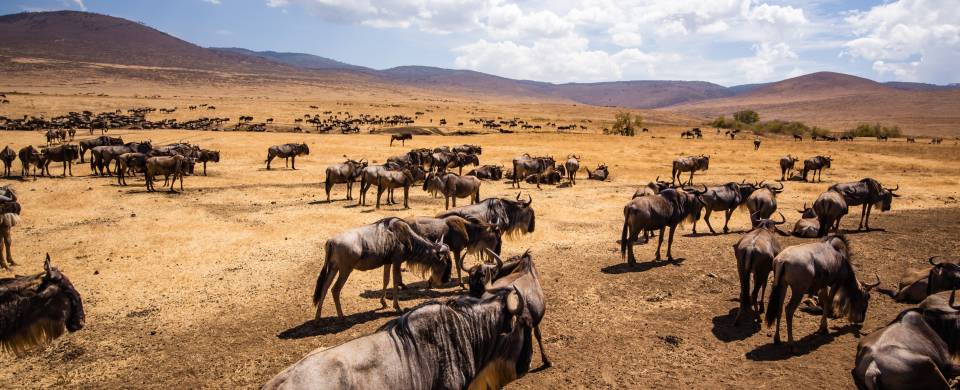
(3, 0, 958, 85)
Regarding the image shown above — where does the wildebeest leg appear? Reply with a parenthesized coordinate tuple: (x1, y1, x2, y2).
(722, 210, 733, 233)
(452, 193, 457, 208)
(784, 286, 804, 344)
(346, 182, 352, 200)
(331, 268, 354, 319)
(376, 184, 385, 209)
(203, 161, 207, 176)
(865, 204, 874, 231)
(534, 324, 552, 368)
(445, 195, 450, 210)
(266, 155, 273, 170)
(403, 186, 409, 209)
(325, 179, 333, 203)
(391, 261, 403, 312)
(665, 225, 677, 260)
(734, 259, 751, 325)
(654, 227, 666, 261)
(755, 267, 770, 317)
(703, 209, 717, 234)
(834, 216, 843, 233)
(453, 250, 464, 288)
(0, 229, 11, 268)
(780, 168, 785, 181)
(687, 171, 694, 185)
(818, 288, 832, 334)
(291, 156, 296, 170)
(380, 265, 390, 309)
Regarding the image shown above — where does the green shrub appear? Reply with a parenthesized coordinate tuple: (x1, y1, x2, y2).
(846, 123, 902, 138)
(610, 111, 642, 136)
(733, 110, 760, 124)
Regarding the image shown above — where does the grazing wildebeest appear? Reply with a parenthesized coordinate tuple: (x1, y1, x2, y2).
(324, 159, 367, 202)
(791, 204, 820, 238)
(265, 143, 309, 170)
(814, 190, 849, 236)
(564, 155, 580, 185)
(145, 155, 188, 192)
(449, 152, 480, 175)
(376, 169, 415, 209)
(195, 149, 220, 176)
(312, 217, 451, 319)
(469, 250, 551, 368)
(17, 146, 43, 178)
(585, 163, 609, 181)
(425, 172, 482, 210)
(512, 154, 555, 189)
(745, 182, 784, 227)
(779, 155, 799, 181)
(437, 195, 536, 241)
(116, 152, 148, 186)
(732, 212, 788, 325)
(620, 186, 705, 263)
(802, 155, 832, 182)
(452, 144, 482, 155)
(694, 181, 758, 234)
(40, 144, 79, 177)
(671, 155, 709, 185)
(466, 164, 503, 180)
(828, 178, 900, 231)
(389, 133, 412, 146)
(852, 291, 960, 389)
(0, 146, 15, 176)
(265, 288, 532, 390)
(0, 255, 84, 355)
(765, 235, 879, 345)
(78, 135, 123, 163)
(407, 215, 501, 288)
(0, 187, 20, 270)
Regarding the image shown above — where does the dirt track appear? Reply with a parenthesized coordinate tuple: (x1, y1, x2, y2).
(1, 129, 959, 388)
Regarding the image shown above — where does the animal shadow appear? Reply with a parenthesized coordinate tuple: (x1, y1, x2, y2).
(746, 324, 860, 361)
(711, 308, 760, 342)
(359, 282, 461, 301)
(277, 310, 397, 339)
(601, 258, 684, 274)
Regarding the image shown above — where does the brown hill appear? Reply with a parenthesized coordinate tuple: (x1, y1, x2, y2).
(669, 72, 960, 136)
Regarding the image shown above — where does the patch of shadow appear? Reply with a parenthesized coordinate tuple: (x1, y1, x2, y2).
(746, 324, 860, 361)
(278, 310, 398, 339)
(127, 307, 158, 318)
(711, 308, 761, 342)
(601, 258, 684, 274)
(359, 283, 462, 302)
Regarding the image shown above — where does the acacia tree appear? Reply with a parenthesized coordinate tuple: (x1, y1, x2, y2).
(610, 111, 642, 136)
(733, 110, 760, 124)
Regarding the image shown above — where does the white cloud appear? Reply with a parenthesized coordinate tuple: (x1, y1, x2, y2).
(72, 0, 86, 11)
(736, 42, 799, 82)
(203, 0, 222, 4)
(843, 0, 960, 82)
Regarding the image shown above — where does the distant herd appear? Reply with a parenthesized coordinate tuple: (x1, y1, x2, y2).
(0, 115, 957, 389)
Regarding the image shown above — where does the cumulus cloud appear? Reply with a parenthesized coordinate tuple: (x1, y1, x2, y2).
(843, 0, 960, 82)
(736, 42, 799, 82)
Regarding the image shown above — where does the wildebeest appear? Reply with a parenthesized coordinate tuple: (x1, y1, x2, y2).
(376, 169, 415, 209)
(469, 250, 551, 368)
(564, 155, 580, 185)
(265, 288, 532, 390)
(585, 163, 609, 181)
(0, 255, 84, 355)
(17, 146, 43, 178)
(116, 152, 148, 186)
(852, 291, 960, 389)
(792, 204, 820, 238)
(732, 213, 789, 325)
(0, 187, 20, 270)
(448, 152, 480, 175)
(632, 176, 672, 199)
(745, 182, 784, 227)
(523, 169, 561, 185)
(424, 172, 482, 210)
(802, 155, 832, 182)
(694, 181, 757, 234)
(90, 142, 152, 176)
(466, 164, 503, 180)
(671, 155, 709, 185)
(324, 159, 367, 202)
(452, 144, 482, 155)
(779, 155, 799, 181)
(312, 217, 451, 319)
(512, 154, 555, 189)
(265, 143, 309, 170)
(407, 215, 501, 287)
(196, 149, 220, 176)
(814, 190, 849, 236)
(0, 146, 15, 176)
(620, 186, 705, 263)
(437, 194, 536, 238)
(44, 129, 66, 145)
(794, 134, 803, 141)
(765, 235, 879, 345)
(889, 257, 960, 303)
(145, 155, 188, 192)
(40, 144, 79, 177)
(828, 178, 900, 231)
(78, 135, 123, 163)
(389, 133, 412, 146)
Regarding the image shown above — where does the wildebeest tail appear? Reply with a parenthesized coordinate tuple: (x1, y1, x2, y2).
(313, 241, 333, 306)
(765, 260, 786, 327)
(620, 211, 629, 259)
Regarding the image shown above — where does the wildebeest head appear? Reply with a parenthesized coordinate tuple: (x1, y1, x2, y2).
(827, 236, 880, 323)
(299, 143, 310, 155)
(204, 150, 221, 163)
(927, 257, 960, 297)
(823, 156, 832, 168)
(797, 203, 817, 219)
(678, 185, 707, 223)
(878, 184, 900, 211)
(754, 212, 789, 235)
(0, 254, 85, 355)
(698, 155, 710, 170)
(507, 193, 535, 235)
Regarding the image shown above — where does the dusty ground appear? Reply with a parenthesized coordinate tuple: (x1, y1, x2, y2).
(2, 101, 960, 389)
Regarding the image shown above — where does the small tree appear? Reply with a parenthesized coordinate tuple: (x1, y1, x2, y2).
(611, 111, 642, 136)
(733, 110, 760, 124)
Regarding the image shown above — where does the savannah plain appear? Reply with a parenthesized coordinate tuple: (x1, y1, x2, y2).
(2, 70, 960, 390)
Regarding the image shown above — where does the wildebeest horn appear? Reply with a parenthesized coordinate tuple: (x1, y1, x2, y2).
(757, 180, 764, 188)
(774, 212, 786, 225)
(863, 272, 881, 289)
(438, 234, 445, 245)
(929, 256, 941, 266)
(43, 253, 51, 276)
(516, 192, 522, 201)
(485, 248, 504, 273)
(949, 289, 960, 310)
(886, 184, 899, 192)
(507, 285, 526, 318)
(525, 194, 532, 206)
(771, 182, 784, 192)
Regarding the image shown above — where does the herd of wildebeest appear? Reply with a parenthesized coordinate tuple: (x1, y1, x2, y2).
(2, 121, 960, 389)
